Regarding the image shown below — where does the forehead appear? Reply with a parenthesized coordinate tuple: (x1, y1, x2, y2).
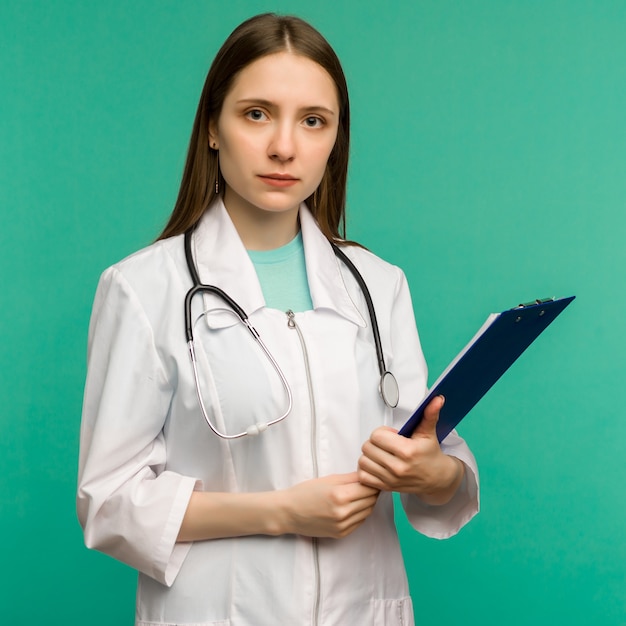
(225, 51, 339, 109)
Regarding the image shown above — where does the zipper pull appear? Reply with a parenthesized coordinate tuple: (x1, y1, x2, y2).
(286, 309, 296, 328)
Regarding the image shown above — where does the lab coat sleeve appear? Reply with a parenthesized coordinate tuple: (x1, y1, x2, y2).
(77, 266, 200, 586)
(389, 269, 480, 539)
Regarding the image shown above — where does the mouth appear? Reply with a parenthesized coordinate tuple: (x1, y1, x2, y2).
(258, 173, 299, 188)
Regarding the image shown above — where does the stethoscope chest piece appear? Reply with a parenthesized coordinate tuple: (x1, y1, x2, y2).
(380, 371, 399, 409)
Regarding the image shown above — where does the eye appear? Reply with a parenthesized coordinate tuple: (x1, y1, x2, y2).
(245, 109, 267, 122)
(303, 116, 324, 128)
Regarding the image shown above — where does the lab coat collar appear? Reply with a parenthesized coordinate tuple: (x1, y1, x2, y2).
(192, 198, 366, 328)
(299, 206, 366, 327)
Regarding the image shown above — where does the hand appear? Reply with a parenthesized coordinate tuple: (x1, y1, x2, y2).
(357, 396, 464, 505)
(282, 472, 379, 539)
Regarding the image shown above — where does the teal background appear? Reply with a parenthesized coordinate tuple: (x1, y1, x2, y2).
(1, 1, 624, 624)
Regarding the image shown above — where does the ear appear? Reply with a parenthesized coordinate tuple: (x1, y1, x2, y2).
(208, 120, 219, 150)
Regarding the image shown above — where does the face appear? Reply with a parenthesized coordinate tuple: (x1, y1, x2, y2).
(209, 51, 340, 243)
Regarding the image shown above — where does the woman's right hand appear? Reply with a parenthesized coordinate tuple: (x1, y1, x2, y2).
(280, 472, 379, 539)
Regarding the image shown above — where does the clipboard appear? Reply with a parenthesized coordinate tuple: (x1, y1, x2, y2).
(398, 296, 576, 441)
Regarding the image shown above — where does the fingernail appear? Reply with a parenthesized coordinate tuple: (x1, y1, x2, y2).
(439, 395, 445, 406)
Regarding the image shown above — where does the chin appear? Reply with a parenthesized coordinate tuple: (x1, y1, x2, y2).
(254, 196, 304, 214)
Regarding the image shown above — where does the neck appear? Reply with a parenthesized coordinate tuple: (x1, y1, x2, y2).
(223, 190, 300, 251)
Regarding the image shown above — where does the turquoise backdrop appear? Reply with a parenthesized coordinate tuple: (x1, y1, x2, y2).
(1, 1, 624, 624)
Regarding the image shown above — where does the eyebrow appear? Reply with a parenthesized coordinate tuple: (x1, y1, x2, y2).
(235, 98, 337, 117)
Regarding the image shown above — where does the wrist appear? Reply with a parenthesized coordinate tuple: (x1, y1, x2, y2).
(418, 454, 464, 506)
(439, 454, 464, 491)
(449, 455, 465, 489)
(265, 489, 292, 536)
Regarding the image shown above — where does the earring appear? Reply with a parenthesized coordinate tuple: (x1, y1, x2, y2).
(213, 144, 219, 194)
(215, 155, 219, 194)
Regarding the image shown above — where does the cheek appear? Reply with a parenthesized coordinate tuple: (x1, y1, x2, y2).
(221, 130, 256, 163)
(310, 141, 335, 178)
(316, 129, 338, 165)
(219, 133, 258, 182)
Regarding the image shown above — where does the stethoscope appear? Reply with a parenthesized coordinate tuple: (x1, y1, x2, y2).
(184, 227, 399, 439)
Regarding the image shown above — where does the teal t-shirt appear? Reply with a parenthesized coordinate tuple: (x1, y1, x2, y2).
(247, 232, 313, 313)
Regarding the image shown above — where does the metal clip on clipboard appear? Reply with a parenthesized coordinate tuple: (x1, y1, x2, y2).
(398, 295, 576, 441)
(514, 297, 556, 321)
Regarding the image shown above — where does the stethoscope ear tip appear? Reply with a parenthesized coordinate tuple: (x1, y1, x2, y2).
(380, 371, 399, 409)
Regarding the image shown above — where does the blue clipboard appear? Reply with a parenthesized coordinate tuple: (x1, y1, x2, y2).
(398, 296, 576, 441)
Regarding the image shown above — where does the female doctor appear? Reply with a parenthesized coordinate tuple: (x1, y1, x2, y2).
(78, 13, 479, 626)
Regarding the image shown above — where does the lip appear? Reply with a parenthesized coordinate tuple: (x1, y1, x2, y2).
(258, 173, 299, 188)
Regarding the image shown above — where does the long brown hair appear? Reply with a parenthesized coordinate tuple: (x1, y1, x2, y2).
(158, 13, 351, 242)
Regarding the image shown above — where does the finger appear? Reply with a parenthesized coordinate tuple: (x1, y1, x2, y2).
(368, 426, 398, 443)
(325, 471, 360, 485)
(340, 493, 379, 522)
(413, 395, 444, 438)
(334, 503, 378, 538)
(348, 493, 379, 513)
(365, 427, 402, 454)
(360, 440, 399, 474)
(357, 468, 388, 491)
(372, 425, 397, 434)
(357, 457, 394, 490)
(341, 478, 380, 499)
(329, 490, 379, 522)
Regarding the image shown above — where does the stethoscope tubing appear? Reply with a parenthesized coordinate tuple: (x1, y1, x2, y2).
(187, 320, 293, 439)
(330, 244, 399, 408)
(330, 244, 387, 382)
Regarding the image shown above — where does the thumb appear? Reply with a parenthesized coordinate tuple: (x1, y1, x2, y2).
(412, 395, 444, 438)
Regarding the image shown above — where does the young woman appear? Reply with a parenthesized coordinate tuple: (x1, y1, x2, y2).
(78, 13, 479, 626)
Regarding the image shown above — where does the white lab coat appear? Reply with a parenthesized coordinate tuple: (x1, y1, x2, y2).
(78, 200, 479, 626)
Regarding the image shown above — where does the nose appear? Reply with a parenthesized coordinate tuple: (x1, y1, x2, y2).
(268, 122, 296, 163)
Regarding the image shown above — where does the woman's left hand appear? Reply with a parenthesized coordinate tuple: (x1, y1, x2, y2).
(357, 396, 465, 506)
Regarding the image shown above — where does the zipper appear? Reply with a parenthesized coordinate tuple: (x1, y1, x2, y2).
(286, 310, 321, 625)
(286, 310, 318, 476)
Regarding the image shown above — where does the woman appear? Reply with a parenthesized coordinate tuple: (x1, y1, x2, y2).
(78, 13, 479, 626)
